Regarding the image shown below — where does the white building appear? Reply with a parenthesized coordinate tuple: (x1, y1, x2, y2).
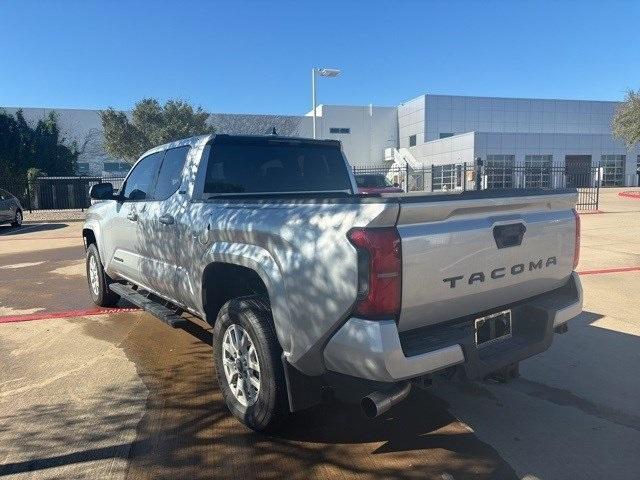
(305, 104, 398, 165)
(3, 92, 638, 186)
(396, 94, 639, 188)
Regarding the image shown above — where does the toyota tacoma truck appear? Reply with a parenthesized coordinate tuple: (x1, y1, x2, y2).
(83, 134, 583, 431)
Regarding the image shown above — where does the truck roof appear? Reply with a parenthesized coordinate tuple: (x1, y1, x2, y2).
(212, 134, 341, 147)
(138, 133, 341, 161)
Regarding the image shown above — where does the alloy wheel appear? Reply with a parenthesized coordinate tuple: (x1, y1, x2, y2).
(221, 323, 261, 407)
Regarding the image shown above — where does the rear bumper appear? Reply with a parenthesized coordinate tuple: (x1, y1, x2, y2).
(323, 272, 583, 383)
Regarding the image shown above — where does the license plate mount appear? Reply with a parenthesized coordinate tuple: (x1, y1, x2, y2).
(475, 310, 512, 347)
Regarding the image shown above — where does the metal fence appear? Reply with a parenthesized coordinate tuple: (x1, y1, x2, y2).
(31, 176, 126, 211)
(0, 175, 126, 212)
(1, 164, 601, 212)
(353, 163, 601, 211)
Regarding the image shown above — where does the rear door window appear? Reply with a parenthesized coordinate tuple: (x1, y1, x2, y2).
(203, 140, 352, 194)
(121, 152, 163, 201)
(153, 146, 190, 200)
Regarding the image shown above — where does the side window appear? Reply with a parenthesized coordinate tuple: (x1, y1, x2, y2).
(121, 152, 163, 201)
(153, 146, 190, 200)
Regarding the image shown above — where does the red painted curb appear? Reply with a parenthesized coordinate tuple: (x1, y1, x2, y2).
(618, 191, 640, 199)
(0, 307, 139, 324)
(578, 266, 640, 275)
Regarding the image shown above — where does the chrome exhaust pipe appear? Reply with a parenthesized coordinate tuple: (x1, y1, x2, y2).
(361, 382, 411, 418)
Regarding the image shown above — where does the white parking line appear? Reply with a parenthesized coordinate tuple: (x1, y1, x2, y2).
(0, 261, 45, 269)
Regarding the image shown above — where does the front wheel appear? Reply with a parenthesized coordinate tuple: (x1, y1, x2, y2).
(10, 210, 22, 227)
(212, 296, 289, 432)
(86, 244, 120, 307)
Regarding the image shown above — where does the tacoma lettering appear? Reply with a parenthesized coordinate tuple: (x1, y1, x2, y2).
(443, 256, 557, 288)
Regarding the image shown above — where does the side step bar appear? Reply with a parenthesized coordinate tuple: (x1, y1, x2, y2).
(109, 283, 188, 328)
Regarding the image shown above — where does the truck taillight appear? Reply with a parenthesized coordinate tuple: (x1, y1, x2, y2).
(348, 227, 401, 319)
(573, 209, 581, 270)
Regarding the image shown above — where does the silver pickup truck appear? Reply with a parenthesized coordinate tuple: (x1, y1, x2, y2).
(83, 134, 582, 431)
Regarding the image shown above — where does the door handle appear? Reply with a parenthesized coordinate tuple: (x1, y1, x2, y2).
(158, 214, 174, 225)
(127, 211, 138, 221)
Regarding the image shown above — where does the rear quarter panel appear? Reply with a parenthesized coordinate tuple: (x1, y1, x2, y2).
(181, 198, 399, 376)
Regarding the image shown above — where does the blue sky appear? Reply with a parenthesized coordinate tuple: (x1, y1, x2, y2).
(2, 0, 639, 114)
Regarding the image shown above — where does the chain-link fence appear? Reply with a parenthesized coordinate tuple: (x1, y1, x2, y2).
(353, 163, 601, 211)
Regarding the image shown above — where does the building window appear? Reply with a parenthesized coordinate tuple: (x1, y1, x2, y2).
(524, 155, 552, 188)
(439, 133, 454, 139)
(432, 164, 457, 191)
(409, 135, 416, 147)
(485, 154, 515, 189)
(329, 127, 350, 134)
(600, 155, 626, 187)
(565, 155, 592, 188)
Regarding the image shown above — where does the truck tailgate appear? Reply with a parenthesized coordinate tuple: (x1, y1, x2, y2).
(396, 191, 578, 332)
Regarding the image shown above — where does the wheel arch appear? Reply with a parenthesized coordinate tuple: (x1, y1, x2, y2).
(83, 228, 97, 249)
(82, 220, 102, 252)
(201, 243, 292, 354)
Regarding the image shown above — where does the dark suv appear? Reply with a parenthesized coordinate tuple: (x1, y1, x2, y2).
(0, 189, 23, 227)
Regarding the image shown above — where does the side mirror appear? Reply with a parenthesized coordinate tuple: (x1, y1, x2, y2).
(89, 182, 115, 200)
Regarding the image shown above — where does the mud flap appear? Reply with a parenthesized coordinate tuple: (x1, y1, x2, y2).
(281, 354, 325, 412)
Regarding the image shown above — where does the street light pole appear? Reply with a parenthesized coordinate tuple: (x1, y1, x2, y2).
(312, 68, 317, 139)
(311, 67, 341, 139)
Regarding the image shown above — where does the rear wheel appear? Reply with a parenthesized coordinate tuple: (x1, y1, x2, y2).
(10, 210, 22, 227)
(212, 295, 289, 432)
(86, 244, 120, 307)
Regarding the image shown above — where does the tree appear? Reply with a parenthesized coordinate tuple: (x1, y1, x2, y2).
(101, 98, 215, 162)
(0, 109, 77, 200)
(613, 89, 640, 147)
(26, 167, 46, 208)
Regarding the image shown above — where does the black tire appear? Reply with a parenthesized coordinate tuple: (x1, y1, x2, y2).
(212, 295, 289, 432)
(86, 243, 120, 307)
(10, 209, 22, 227)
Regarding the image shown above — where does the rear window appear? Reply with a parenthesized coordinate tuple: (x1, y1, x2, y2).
(203, 140, 353, 194)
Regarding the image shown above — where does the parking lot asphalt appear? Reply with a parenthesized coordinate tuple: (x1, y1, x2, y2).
(1, 189, 639, 480)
